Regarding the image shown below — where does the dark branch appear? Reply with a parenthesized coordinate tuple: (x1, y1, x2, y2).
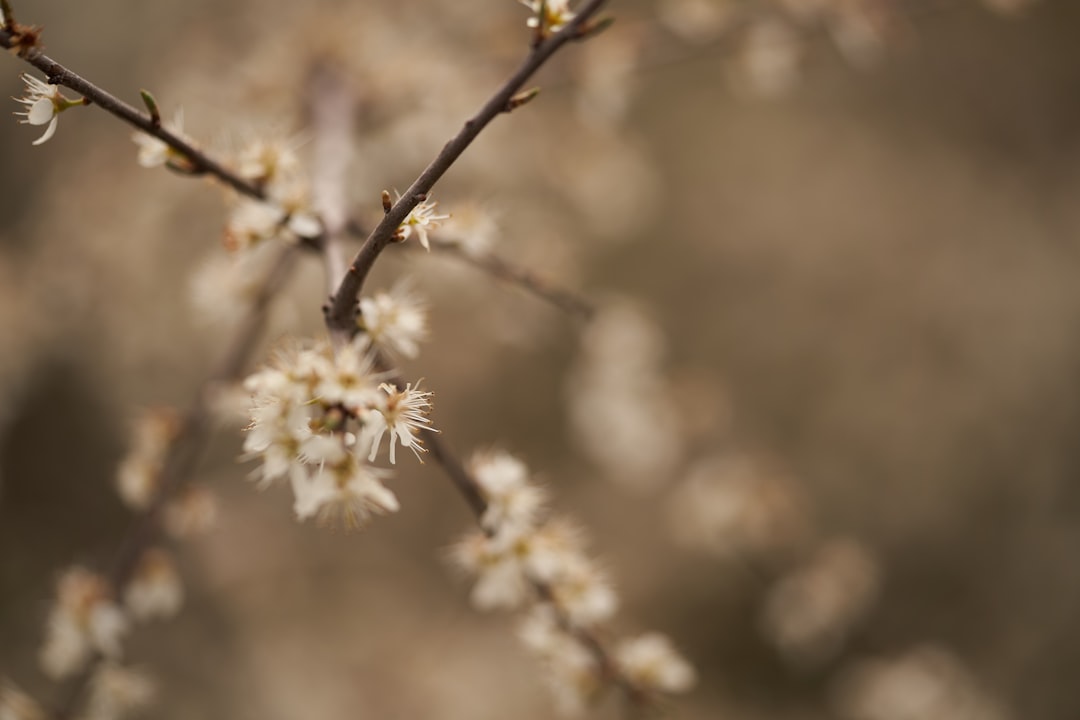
(0, 27, 266, 201)
(53, 246, 298, 719)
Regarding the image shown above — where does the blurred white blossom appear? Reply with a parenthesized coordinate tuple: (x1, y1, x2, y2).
(131, 109, 187, 168)
(833, 645, 1011, 720)
(567, 299, 681, 490)
(124, 549, 183, 622)
(115, 408, 180, 511)
(163, 484, 218, 538)
(762, 539, 881, 666)
(667, 453, 810, 560)
(359, 282, 429, 359)
(0, 680, 46, 720)
(615, 633, 697, 694)
(40, 568, 129, 679)
(83, 663, 154, 720)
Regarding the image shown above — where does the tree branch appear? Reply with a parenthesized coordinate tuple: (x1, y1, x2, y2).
(52, 246, 298, 719)
(323, 0, 610, 341)
(419, 238, 596, 321)
(0, 26, 266, 201)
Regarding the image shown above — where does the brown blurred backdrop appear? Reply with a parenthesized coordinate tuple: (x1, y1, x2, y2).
(3, 0, 1080, 718)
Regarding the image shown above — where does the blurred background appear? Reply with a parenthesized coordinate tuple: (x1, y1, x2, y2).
(2, 0, 1080, 718)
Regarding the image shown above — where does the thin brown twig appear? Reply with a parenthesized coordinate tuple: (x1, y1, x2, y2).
(421, 238, 595, 321)
(323, 0, 610, 342)
(0, 25, 265, 201)
(52, 245, 299, 719)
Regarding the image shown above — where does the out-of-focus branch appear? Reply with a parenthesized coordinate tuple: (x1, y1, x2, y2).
(420, 238, 595, 321)
(0, 24, 265, 201)
(306, 59, 355, 296)
(53, 246, 298, 719)
(323, 0, 610, 341)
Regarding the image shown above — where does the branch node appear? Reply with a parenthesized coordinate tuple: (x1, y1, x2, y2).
(139, 89, 161, 127)
(381, 189, 392, 214)
(506, 86, 541, 112)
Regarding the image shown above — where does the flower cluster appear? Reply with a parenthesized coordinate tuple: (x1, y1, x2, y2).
(451, 451, 694, 713)
(242, 337, 435, 528)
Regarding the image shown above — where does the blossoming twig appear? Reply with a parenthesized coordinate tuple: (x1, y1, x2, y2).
(0, 24, 266, 201)
(323, 0, 610, 342)
(51, 246, 299, 719)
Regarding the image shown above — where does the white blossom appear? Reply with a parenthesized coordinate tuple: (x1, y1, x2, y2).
(224, 199, 288, 251)
(398, 192, 449, 251)
(313, 338, 382, 410)
(450, 531, 532, 610)
(291, 435, 398, 528)
(761, 539, 880, 666)
(614, 633, 696, 694)
(519, 606, 602, 716)
(163, 485, 218, 538)
(115, 408, 179, 511)
(124, 549, 183, 622)
(83, 663, 154, 720)
(13, 74, 73, 146)
(359, 282, 429, 359)
(521, 0, 576, 33)
(360, 381, 435, 464)
(131, 109, 186, 168)
(39, 568, 129, 680)
(471, 450, 546, 533)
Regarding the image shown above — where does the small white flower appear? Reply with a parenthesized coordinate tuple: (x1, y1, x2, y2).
(614, 633, 696, 694)
(286, 210, 322, 239)
(124, 549, 183, 622)
(243, 396, 314, 487)
(398, 192, 449, 251)
(314, 338, 381, 410)
(291, 440, 398, 529)
(360, 381, 436, 464)
(131, 109, 186, 168)
(39, 568, 129, 680)
(359, 281, 429, 359)
(84, 663, 154, 720)
(471, 450, 547, 533)
(450, 531, 532, 610)
(237, 136, 302, 185)
(519, 606, 602, 716)
(521, 0, 576, 33)
(224, 199, 288, 251)
(548, 560, 617, 627)
(115, 409, 179, 510)
(163, 485, 218, 538)
(13, 74, 77, 146)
